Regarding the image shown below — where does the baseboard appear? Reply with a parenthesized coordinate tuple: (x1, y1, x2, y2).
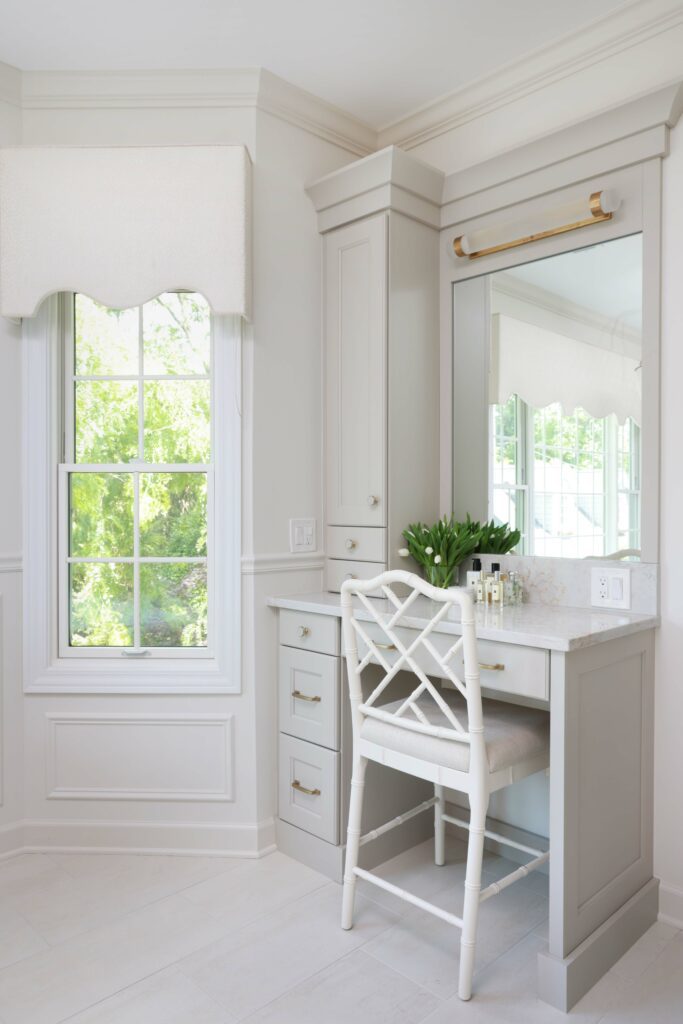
(658, 882, 683, 929)
(0, 816, 277, 860)
(538, 877, 659, 1012)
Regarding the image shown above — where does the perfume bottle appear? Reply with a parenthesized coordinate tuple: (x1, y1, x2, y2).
(466, 557, 483, 590)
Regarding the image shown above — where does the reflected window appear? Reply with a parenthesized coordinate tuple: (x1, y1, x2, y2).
(490, 396, 640, 558)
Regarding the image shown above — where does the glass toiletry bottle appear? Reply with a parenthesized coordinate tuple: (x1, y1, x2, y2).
(486, 563, 501, 604)
(491, 569, 504, 605)
(466, 557, 483, 590)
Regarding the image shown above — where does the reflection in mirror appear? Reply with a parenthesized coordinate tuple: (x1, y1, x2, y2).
(456, 234, 642, 559)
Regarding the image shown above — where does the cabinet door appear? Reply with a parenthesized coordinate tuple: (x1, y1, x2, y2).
(325, 213, 387, 526)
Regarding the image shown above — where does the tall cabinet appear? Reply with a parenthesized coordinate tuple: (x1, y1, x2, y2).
(307, 146, 444, 592)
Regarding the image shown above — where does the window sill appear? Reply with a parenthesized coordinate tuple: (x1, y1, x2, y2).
(24, 660, 239, 695)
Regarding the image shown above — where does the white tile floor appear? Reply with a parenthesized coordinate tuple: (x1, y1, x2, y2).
(0, 838, 679, 1023)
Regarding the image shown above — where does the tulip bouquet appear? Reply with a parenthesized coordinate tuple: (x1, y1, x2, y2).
(399, 516, 479, 589)
(399, 515, 521, 588)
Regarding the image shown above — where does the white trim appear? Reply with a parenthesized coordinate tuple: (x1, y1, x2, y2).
(658, 882, 683, 929)
(20, 67, 375, 158)
(45, 712, 234, 802)
(0, 816, 277, 860)
(379, 0, 683, 149)
(0, 555, 21, 573)
(0, 60, 21, 107)
(23, 299, 242, 694)
(241, 551, 325, 575)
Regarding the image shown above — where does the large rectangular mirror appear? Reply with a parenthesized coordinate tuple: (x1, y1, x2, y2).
(453, 234, 643, 559)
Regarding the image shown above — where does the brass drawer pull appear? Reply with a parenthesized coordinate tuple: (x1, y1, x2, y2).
(292, 690, 321, 703)
(292, 779, 321, 796)
(374, 642, 397, 650)
(479, 662, 505, 671)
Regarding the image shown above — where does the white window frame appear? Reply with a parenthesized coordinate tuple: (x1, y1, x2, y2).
(23, 293, 241, 694)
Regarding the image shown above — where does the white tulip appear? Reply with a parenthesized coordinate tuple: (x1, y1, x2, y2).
(425, 546, 433, 555)
(398, 548, 410, 557)
(434, 554, 442, 564)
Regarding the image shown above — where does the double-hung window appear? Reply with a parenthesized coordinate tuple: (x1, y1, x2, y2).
(24, 291, 240, 693)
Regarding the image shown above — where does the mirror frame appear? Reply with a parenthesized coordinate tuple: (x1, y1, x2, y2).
(441, 162, 661, 565)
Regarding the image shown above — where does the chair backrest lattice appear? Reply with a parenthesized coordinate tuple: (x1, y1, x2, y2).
(341, 570, 483, 748)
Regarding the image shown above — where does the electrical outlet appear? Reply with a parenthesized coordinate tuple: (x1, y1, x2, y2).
(289, 518, 316, 553)
(590, 567, 631, 610)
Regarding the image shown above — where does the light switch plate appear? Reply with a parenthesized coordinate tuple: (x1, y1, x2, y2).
(289, 518, 316, 553)
(590, 566, 631, 610)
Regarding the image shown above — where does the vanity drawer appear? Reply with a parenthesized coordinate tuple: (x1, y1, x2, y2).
(280, 609, 340, 656)
(279, 647, 340, 750)
(326, 558, 386, 594)
(455, 639, 549, 702)
(279, 734, 339, 844)
(326, 526, 386, 563)
(357, 621, 549, 702)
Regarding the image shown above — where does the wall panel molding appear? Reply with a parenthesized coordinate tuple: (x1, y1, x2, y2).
(46, 712, 234, 802)
(0, 555, 22, 574)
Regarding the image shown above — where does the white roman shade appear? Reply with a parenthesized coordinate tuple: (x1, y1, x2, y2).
(490, 313, 641, 425)
(0, 145, 252, 319)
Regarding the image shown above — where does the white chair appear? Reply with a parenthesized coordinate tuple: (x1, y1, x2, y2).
(340, 570, 550, 1001)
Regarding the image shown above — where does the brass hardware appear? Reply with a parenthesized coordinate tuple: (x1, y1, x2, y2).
(291, 779, 321, 796)
(292, 690, 322, 703)
(345, 573, 358, 580)
(453, 190, 614, 262)
(297, 625, 310, 638)
(374, 642, 397, 650)
(479, 662, 505, 671)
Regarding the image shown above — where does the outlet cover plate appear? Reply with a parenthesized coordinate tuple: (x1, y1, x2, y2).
(289, 518, 316, 553)
(590, 567, 631, 610)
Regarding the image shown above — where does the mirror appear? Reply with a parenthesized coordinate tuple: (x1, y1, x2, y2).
(453, 234, 642, 559)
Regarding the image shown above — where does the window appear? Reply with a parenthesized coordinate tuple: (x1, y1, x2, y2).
(490, 395, 641, 558)
(23, 293, 240, 693)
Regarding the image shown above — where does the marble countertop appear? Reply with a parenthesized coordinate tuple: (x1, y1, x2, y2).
(267, 591, 659, 652)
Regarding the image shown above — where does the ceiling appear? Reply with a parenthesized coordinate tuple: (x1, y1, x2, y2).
(504, 234, 643, 328)
(0, 0, 632, 129)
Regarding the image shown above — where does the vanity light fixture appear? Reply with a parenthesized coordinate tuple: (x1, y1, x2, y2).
(453, 189, 620, 261)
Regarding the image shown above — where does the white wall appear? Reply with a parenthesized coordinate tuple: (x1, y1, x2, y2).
(3, 88, 353, 855)
(0, 86, 24, 854)
(655, 118, 683, 925)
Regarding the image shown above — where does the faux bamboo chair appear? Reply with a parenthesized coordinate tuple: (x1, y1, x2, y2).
(340, 570, 550, 1001)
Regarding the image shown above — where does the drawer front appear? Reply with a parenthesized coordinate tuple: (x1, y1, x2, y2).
(357, 621, 549, 701)
(279, 734, 339, 843)
(280, 609, 339, 656)
(326, 558, 386, 594)
(279, 647, 340, 750)
(326, 526, 386, 563)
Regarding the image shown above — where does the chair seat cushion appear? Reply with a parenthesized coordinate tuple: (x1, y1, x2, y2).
(360, 689, 549, 774)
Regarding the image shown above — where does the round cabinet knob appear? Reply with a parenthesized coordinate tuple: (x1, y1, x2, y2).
(345, 573, 357, 580)
(367, 495, 379, 507)
(297, 626, 310, 638)
(345, 538, 357, 550)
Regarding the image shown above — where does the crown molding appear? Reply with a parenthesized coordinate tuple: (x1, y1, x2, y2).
(306, 144, 444, 230)
(0, 60, 21, 108)
(378, 0, 683, 151)
(20, 66, 374, 157)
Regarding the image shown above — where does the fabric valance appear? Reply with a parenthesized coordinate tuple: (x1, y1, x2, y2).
(0, 145, 252, 319)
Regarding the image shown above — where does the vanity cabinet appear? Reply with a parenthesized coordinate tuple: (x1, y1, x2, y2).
(309, 148, 444, 593)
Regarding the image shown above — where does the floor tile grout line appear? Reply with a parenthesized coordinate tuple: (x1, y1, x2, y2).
(236, 945, 443, 1023)
(52, 961, 233, 1024)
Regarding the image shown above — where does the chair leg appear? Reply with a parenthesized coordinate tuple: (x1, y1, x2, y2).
(458, 792, 489, 1001)
(434, 784, 446, 866)
(341, 755, 367, 930)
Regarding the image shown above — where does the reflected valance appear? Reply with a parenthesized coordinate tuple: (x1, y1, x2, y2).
(0, 145, 252, 319)
(490, 313, 641, 425)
